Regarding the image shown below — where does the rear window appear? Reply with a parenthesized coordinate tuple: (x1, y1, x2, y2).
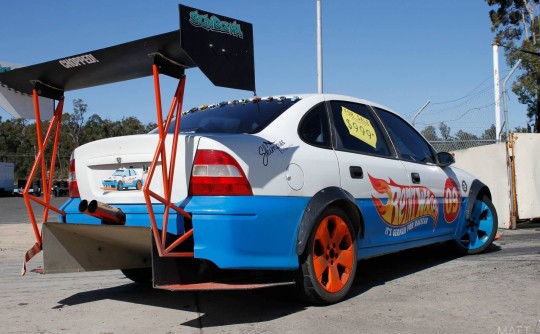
(150, 98, 299, 134)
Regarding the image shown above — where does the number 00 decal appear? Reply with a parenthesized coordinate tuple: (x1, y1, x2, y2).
(443, 178, 461, 223)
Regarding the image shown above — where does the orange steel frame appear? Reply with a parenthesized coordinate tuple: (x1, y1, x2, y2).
(143, 65, 194, 258)
(22, 90, 66, 274)
(22, 65, 193, 274)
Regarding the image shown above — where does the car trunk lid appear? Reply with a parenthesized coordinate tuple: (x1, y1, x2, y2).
(73, 134, 199, 204)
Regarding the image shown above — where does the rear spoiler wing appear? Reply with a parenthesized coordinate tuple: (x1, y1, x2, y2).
(0, 4, 255, 118)
(12, 5, 256, 273)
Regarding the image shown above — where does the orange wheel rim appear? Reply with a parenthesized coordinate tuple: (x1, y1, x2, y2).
(312, 214, 354, 293)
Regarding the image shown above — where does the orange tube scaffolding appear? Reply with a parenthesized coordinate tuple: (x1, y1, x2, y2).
(22, 91, 66, 274)
(22, 61, 193, 275)
(142, 65, 193, 258)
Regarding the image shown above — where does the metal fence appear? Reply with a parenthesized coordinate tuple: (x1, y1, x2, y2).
(405, 76, 499, 151)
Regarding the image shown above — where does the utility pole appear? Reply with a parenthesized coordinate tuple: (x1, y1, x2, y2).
(316, 0, 323, 94)
(493, 42, 501, 143)
(412, 100, 430, 127)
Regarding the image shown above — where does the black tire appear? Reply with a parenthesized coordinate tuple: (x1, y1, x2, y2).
(453, 194, 498, 255)
(117, 181, 124, 191)
(121, 268, 152, 286)
(297, 207, 358, 304)
(136, 180, 142, 190)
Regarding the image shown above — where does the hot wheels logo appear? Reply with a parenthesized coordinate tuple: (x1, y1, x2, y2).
(369, 174, 439, 228)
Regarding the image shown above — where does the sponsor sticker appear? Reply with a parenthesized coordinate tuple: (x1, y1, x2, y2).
(369, 174, 439, 236)
(189, 10, 244, 39)
(59, 54, 99, 69)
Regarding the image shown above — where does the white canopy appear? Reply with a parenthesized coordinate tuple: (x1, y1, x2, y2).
(0, 61, 54, 120)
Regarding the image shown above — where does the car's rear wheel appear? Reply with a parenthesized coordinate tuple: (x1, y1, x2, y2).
(117, 181, 124, 191)
(454, 194, 498, 255)
(298, 207, 357, 304)
(121, 267, 152, 286)
(136, 180, 142, 190)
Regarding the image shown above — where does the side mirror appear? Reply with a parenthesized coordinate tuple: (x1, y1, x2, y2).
(437, 152, 455, 167)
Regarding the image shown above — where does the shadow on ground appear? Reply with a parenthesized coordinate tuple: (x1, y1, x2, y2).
(55, 242, 500, 328)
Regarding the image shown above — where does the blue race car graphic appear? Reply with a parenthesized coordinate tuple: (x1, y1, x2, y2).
(101, 168, 143, 191)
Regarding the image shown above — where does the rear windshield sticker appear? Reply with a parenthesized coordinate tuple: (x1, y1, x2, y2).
(341, 106, 377, 148)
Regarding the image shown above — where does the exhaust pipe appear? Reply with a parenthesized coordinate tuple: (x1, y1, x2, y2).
(79, 199, 126, 225)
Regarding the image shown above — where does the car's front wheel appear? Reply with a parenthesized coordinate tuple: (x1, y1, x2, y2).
(298, 207, 357, 304)
(117, 181, 124, 191)
(454, 194, 498, 255)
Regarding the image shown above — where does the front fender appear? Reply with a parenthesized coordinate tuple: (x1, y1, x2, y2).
(465, 179, 492, 220)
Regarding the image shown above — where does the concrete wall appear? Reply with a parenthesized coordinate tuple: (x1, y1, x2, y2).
(452, 143, 511, 228)
(451, 133, 540, 229)
(512, 133, 540, 220)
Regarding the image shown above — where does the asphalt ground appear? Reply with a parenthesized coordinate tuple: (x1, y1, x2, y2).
(0, 196, 539, 333)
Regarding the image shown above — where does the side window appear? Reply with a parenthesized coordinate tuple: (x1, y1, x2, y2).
(298, 103, 331, 148)
(330, 101, 390, 156)
(374, 107, 436, 163)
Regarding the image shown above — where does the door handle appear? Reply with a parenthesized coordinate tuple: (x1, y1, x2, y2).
(349, 166, 364, 179)
(411, 173, 421, 184)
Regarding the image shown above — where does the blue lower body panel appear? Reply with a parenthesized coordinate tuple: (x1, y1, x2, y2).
(60, 196, 309, 270)
(184, 196, 309, 270)
(59, 194, 467, 271)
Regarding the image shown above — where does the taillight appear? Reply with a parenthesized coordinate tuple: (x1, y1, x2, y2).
(189, 150, 253, 196)
(68, 154, 80, 198)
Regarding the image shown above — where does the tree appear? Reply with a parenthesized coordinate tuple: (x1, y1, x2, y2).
(439, 122, 453, 141)
(1, 98, 158, 180)
(485, 0, 540, 132)
(421, 125, 439, 141)
(481, 124, 497, 141)
(514, 124, 532, 132)
(64, 98, 88, 147)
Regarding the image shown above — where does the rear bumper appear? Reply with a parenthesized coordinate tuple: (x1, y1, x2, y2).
(60, 196, 309, 270)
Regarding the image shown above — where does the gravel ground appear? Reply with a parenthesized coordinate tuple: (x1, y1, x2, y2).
(0, 196, 539, 334)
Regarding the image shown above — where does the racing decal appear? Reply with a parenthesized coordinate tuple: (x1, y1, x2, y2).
(189, 10, 244, 39)
(461, 180, 468, 192)
(101, 167, 147, 192)
(259, 140, 287, 166)
(443, 177, 461, 223)
(369, 174, 439, 236)
(59, 54, 99, 69)
(341, 106, 377, 148)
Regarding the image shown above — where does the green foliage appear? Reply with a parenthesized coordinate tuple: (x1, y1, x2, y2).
(0, 99, 156, 181)
(421, 125, 438, 142)
(421, 123, 501, 151)
(486, 0, 540, 132)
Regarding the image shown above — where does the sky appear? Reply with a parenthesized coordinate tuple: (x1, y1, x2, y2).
(0, 0, 530, 133)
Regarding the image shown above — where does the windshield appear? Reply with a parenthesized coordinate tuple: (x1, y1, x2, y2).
(113, 170, 125, 176)
(149, 97, 299, 134)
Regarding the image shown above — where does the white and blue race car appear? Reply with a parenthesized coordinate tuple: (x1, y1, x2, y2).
(63, 94, 498, 304)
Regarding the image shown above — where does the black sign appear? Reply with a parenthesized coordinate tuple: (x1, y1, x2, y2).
(180, 5, 255, 92)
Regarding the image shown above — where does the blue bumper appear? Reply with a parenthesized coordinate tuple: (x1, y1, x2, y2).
(60, 196, 309, 270)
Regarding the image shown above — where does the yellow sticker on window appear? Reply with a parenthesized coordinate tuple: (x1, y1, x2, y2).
(341, 106, 377, 148)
